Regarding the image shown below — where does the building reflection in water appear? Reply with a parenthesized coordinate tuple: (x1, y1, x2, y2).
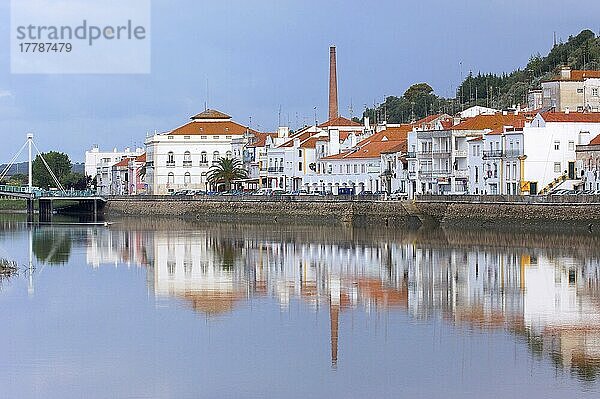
(84, 220, 600, 378)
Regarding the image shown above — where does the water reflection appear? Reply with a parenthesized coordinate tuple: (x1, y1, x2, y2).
(79, 220, 600, 379)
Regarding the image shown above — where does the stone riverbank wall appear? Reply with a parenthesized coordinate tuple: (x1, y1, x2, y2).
(105, 196, 414, 228)
(105, 195, 600, 231)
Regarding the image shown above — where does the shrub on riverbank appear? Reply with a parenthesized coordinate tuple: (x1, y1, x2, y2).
(0, 199, 27, 211)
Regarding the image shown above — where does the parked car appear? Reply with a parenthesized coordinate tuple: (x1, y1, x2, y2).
(357, 190, 373, 197)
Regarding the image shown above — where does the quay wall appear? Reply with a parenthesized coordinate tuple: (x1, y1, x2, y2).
(105, 196, 600, 231)
(105, 197, 413, 227)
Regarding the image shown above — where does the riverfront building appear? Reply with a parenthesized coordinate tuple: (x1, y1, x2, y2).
(144, 109, 259, 194)
(84, 145, 144, 195)
(541, 67, 600, 112)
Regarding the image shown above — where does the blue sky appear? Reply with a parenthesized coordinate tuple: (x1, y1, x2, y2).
(1, 0, 599, 162)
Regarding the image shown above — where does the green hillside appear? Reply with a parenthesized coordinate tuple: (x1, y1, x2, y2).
(362, 29, 600, 124)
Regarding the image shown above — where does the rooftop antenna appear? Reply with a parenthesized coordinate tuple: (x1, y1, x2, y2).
(349, 98, 353, 119)
(553, 31, 557, 48)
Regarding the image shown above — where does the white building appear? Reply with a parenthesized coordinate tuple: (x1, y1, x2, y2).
(522, 112, 600, 194)
(576, 133, 600, 191)
(541, 67, 600, 112)
(144, 109, 258, 194)
(84, 145, 144, 195)
(309, 125, 409, 194)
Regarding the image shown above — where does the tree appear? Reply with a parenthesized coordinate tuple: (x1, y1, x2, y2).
(207, 158, 248, 191)
(32, 151, 72, 189)
(6, 173, 28, 186)
(403, 83, 434, 100)
(63, 172, 92, 190)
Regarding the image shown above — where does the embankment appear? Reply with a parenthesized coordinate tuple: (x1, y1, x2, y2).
(105, 197, 414, 227)
(105, 196, 600, 231)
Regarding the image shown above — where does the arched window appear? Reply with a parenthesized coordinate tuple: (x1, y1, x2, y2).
(226, 151, 232, 159)
(201, 151, 207, 164)
(183, 151, 192, 166)
(167, 172, 174, 184)
(213, 151, 220, 161)
(184, 172, 191, 185)
(167, 151, 174, 165)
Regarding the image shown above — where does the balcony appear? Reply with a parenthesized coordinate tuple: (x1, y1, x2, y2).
(183, 160, 192, 167)
(454, 150, 467, 157)
(200, 161, 209, 167)
(406, 151, 417, 158)
(483, 150, 503, 159)
(267, 167, 284, 173)
(166, 162, 175, 167)
(432, 149, 451, 157)
(504, 149, 524, 158)
(417, 151, 432, 157)
(432, 169, 450, 177)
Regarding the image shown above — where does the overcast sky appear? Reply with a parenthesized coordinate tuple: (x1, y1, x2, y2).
(1, 0, 599, 162)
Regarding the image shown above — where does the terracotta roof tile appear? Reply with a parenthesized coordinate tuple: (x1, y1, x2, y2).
(246, 132, 278, 148)
(590, 134, 600, 145)
(318, 116, 361, 127)
(452, 114, 527, 131)
(190, 109, 231, 120)
(541, 112, 600, 123)
(135, 153, 146, 162)
(169, 120, 257, 136)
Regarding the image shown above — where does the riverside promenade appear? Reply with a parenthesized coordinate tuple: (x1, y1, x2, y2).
(105, 194, 600, 231)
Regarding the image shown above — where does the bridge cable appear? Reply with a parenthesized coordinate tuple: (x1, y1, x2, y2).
(31, 141, 67, 193)
(0, 140, 28, 182)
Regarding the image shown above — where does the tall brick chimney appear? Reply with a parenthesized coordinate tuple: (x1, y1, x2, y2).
(329, 46, 338, 121)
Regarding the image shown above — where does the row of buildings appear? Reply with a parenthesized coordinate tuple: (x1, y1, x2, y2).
(84, 49, 600, 196)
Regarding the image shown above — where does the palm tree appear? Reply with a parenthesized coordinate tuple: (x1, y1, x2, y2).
(207, 157, 248, 191)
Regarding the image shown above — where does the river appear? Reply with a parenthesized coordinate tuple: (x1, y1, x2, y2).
(1, 214, 599, 398)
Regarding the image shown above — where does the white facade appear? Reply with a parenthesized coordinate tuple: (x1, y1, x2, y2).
(84, 145, 144, 195)
(522, 113, 600, 193)
(145, 109, 254, 194)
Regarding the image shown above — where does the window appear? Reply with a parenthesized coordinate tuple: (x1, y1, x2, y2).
(200, 135, 207, 139)
(568, 141, 574, 151)
(167, 172, 174, 184)
(225, 151, 232, 159)
(213, 136, 220, 139)
(554, 162, 561, 173)
(213, 151, 220, 161)
(183, 151, 192, 166)
(298, 162, 302, 172)
(593, 88, 599, 97)
(167, 261, 176, 277)
(167, 151, 174, 165)
(298, 149, 302, 157)
(577, 88, 584, 94)
(512, 164, 517, 180)
(362, 164, 366, 173)
(168, 136, 174, 140)
(353, 164, 358, 174)
(201, 151, 207, 164)
(226, 135, 232, 139)
(184, 135, 190, 140)
(554, 141, 560, 151)
(184, 172, 191, 185)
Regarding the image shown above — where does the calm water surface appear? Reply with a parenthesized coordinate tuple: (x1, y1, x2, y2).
(1, 214, 600, 398)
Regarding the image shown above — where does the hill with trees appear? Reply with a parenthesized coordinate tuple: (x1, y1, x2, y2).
(361, 29, 600, 124)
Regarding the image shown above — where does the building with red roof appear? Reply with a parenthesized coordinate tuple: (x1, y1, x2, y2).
(541, 66, 600, 112)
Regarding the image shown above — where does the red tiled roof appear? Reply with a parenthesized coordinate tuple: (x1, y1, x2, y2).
(318, 116, 361, 127)
(541, 112, 600, 123)
(169, 120, 257, 136)
(452, 114, 527, 131)
(135, 153, 146, 162)
(246, 132, 278, 148)
(190, 109, 231, 120)
(547, 69, 600, 82)
(278, 131, 315, 147)
(468, 136, 484, 142)
(299, 137, 322, 149)
(113, 158, 130, 168)
(323, 140, 406, 160)
(381, 142, 407, 154)
(590, 134, 600, 145)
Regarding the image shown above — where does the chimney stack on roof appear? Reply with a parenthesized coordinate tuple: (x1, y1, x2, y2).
(560, 66, 572, 80)
(329, 46, 339, 121)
